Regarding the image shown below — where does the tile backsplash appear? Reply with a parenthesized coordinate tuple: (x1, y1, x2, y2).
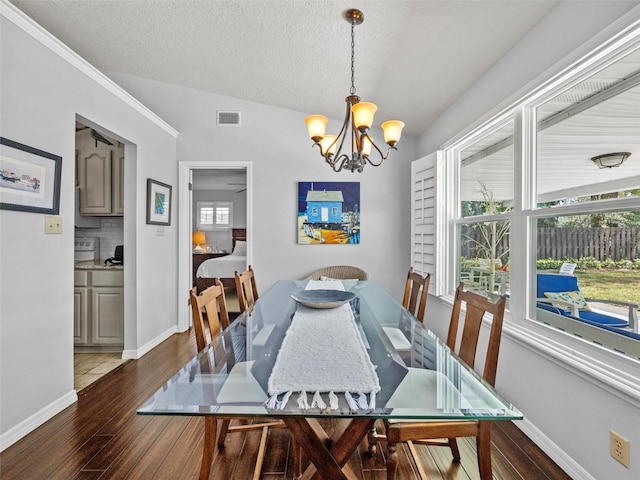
(76, 217, 124, 261)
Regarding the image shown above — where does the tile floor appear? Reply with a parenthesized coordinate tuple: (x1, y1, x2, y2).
(74, 353, 128, 391)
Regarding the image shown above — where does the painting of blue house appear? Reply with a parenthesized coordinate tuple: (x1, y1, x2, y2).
(306, 190, 343, 223)
(297, 182, 360, 245)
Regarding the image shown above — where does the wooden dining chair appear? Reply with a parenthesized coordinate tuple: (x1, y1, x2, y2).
(189, 279, 284, 480)
(402, 267, 431, 323)
(235, 265, 259, 313)
(189, 280, 229, 351)
(369, 283, 507, 480)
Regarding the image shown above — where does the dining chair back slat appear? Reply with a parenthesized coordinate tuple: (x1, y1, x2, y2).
(448, 286, 505, 386)
(235, 265, 259, 313)
(189, 278, 229, 352)
(402, 267, 431, 323)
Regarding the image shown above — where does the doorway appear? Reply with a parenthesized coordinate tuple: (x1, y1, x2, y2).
(74, 116, 136, 390)
(177, 161, 252, 331)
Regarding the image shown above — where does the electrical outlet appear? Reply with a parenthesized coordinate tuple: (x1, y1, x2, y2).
(45, 216, 63, 234)
(610, 430, 630, 467)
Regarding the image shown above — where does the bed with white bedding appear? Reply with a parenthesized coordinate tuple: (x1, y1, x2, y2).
(196, 247, 246, 278)
(195, 228, 247, 292)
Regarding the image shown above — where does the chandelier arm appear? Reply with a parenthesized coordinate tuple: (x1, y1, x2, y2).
(338, 99, 356, 155)
(325, 98, 354, 162)
(330, 154, 350, 173)
(362, 132, 390, 166)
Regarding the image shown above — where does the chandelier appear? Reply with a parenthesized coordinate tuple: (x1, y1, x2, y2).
(305, 8, 405, 173)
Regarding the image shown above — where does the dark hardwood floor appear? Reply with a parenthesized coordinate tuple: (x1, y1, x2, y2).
(0, 330, 572, 480)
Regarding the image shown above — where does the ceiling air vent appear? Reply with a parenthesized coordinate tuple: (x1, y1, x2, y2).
(217, 111, 241, 126)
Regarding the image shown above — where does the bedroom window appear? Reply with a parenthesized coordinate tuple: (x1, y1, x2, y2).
(197, 201, 233, 231)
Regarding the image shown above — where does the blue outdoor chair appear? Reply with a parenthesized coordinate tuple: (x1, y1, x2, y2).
(536, 273, 638, 334)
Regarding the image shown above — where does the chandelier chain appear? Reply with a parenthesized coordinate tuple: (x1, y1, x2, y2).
(350, 21, 356, 95)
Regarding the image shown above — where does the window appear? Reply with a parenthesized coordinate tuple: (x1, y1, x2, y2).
(435, 24, 640, 358)
(197, 201, 233, 230)
(454, 119, 514, 298)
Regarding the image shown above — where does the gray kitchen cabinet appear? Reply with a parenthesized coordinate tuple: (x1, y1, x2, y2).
(77, 143, 124, 216)
(74, 269, 124, 349)
(112, 146, 125, 215)
(91, 287, 124, 345)
(74, 287, 88, 344)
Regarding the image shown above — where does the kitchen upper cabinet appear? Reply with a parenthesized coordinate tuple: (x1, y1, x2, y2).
(77, 143, 124, 216)
(112, 146, 125, 215)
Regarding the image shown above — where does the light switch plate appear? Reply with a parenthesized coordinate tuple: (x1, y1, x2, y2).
(45, 216, 62, 234)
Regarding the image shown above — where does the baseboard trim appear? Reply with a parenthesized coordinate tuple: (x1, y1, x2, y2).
(515, 417, 595, 480)
(122, 326, 178, 360)
(0, 390, 78, 452)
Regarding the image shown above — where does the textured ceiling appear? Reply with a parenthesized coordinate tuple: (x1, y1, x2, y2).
(10, 0, 560, 136)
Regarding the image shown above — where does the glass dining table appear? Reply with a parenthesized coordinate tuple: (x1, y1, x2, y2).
(138, 280, 522, 480)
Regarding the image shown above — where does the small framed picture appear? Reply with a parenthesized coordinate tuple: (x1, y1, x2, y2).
(0, 137, 62, 215)
(146, 178, 172, 225)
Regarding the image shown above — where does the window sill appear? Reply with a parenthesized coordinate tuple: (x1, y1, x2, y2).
(504, 315, 640, 406)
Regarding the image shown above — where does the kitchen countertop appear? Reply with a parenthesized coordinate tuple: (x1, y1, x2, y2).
(75, 261, 124, 270)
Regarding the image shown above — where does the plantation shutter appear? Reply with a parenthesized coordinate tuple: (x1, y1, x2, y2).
(411, 152, 444, 296)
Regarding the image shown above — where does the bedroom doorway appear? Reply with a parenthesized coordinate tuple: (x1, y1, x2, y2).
(177, 161, 252, 331)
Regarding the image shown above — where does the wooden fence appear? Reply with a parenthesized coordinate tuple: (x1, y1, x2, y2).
(461, 226, 640, 261)
(536, 227, 639, 261)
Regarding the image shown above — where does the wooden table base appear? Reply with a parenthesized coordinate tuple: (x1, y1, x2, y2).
(284, 417, 376, 480)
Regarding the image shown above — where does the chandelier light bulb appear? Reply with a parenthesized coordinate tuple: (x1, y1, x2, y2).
(381, 120, 405, 147)
(305, 115, 328, 142)
(320, 135, 338, 156)
(352, 102, 377, 131)
(360, 135, 372, 157)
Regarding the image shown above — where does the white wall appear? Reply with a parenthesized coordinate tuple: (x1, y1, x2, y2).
(419, 3, 640, 480)
(107, 71, 418, 297)
(0, 4, 178, 448)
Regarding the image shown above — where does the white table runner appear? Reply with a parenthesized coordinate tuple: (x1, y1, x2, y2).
(266, 280, 380, 411)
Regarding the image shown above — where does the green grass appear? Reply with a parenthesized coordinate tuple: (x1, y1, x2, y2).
(575, 270, 640, 304)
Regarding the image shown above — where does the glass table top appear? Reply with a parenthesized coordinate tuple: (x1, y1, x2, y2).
(138, 280, 522, 421)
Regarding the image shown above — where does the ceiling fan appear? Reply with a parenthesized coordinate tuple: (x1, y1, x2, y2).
(227, 182, 246, 193)
(75, 124, 114, 145)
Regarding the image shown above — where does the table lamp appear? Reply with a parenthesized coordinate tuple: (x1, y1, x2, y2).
(192, 231, 206, 253)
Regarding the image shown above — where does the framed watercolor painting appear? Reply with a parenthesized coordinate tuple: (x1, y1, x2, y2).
(297, 181, 360, 244)
(146, 178, 172, 225)
(0, 137, 62, 215)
